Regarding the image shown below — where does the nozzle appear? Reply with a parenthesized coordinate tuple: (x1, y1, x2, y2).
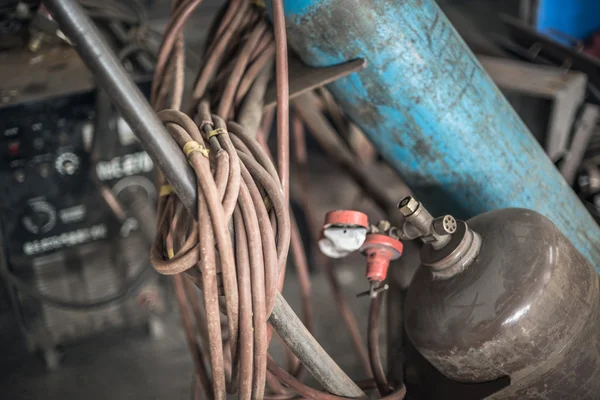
(398, 196, 456, 249)
(360, 233, 403, 282)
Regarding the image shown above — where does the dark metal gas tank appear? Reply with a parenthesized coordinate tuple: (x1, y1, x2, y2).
(405, 208, 600, 399)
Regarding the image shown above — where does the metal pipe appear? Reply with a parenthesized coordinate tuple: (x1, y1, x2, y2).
(270, 293, 364, 398)
(278, 0, 600, 268)
(44, 0, 197, 212)
(45, 1, 362, 396)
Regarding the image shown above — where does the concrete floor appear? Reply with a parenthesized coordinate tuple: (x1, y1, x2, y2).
(1, 323, 194, 400)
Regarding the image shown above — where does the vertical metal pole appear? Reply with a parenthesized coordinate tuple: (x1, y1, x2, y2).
(44, 0, 198, 211)
(280, 0, 600, 268)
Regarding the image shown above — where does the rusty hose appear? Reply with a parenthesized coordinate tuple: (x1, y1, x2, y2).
(147, 1, 403, 399)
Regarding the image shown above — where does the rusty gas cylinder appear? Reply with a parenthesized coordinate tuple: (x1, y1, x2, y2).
(404, 207, 600, 399)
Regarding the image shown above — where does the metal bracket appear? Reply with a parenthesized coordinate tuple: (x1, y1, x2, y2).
(500, 14, 600, 93)
(479, 55, 587, 162)
(264, 52, 365, 108)
(560, 104, 600, 185)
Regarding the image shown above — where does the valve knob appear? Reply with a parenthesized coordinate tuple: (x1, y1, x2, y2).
(360, 233, 403, 282)
(318, 210, 369, 259)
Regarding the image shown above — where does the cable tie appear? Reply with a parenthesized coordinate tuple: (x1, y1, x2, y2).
(207, 127, 227, 139)
(160, 184, 174, 197)
(167, 248, 175, 259)
(183, 140, 209, 158)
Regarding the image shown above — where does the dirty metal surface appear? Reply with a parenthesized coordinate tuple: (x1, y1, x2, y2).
(501, 14, 600, 89)
(0, 45, 152, 108)
(406, 209, 600, 398)
(560, 104, 600, 185)
(279, 0, 600, 269)
(0, 46, 94, 107)
(479, 55, 587, 161)
(263, 53, 365, 108)
(478, 56, 587, 162)
(479, 55, 586, 98)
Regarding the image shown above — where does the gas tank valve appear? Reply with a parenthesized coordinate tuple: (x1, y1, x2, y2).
(319, 211, 403, 298)
(359, 230, 403, 298)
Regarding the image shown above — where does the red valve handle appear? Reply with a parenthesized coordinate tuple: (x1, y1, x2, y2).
(360, 233, 403, 282)
(324, 210, 369, 228)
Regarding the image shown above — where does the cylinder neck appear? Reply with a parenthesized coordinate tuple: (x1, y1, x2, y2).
(398, 197, 458, 249)
(420, 221, 482, 279)
(398, 196, 482, 278)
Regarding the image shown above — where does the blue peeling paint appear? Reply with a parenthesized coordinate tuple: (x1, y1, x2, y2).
(280, 0, 600, 268)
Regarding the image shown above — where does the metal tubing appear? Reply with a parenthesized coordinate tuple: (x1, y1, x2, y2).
(270, 293, 364, 398)
(46, 1, 362, 396)
(44, 0, 197, 211)
(279, 0, 600, 268)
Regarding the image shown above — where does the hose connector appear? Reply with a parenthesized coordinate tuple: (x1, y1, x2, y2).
(359, 233, 403, 292)
(398, 196, 456, 250)
(398, 196, 481, 279)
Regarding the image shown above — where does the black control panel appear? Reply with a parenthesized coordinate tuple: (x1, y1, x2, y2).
(0, 31, 161, 368)
(0, 87, 155, 264)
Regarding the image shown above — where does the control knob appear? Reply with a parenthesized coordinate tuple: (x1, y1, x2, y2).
(22, 200, 57, 234)
(55, 152, 80, 175)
